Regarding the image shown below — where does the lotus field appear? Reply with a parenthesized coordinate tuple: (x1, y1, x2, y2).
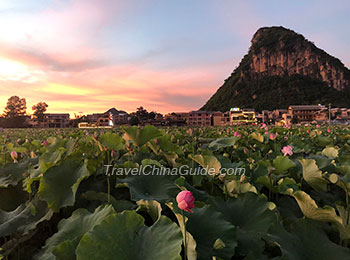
(1, 125, 350, 260)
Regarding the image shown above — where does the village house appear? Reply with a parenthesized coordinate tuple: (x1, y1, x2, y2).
(39, 113, 70, 128)
(288, 105, 326, 122)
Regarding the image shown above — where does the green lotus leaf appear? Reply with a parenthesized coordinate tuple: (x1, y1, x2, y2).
(322, 146, 339, 159)
(225, 180, 257, 197)
(273, 156, 296, 174)
(250, 132, 264, 143)
(148, 135, 182, 154)
(123, 125, 162, 146)
(120, 174, 178, 202)
(0, 195, 53, 237)
(167, 205, 197, 260)
(80, 191, 137, 213)
(208, 137, 238, 151)
(316, 136, 333, 147)
(0, 158, 37, 188)
(38, 159, 91, 212)
(189, 154, 221, 176)
(288, 190, 343, 228)
(141, 159, 163, 168)
(307, 155, 332, 169)
(39, 138, 69, 173)
(277, 177, 300, 193)
(37, 205, 116, 260)
(76, 211, 182, 260)
(268, 220, 350, 260)
(299, 159, 328, 191)
(185, 205, 237, 260)
(99, 132, 124, 151)
(136, 199, 162, 223)
(210, 193, 278, 256)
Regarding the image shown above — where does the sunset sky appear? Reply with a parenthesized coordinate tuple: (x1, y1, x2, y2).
(0, 0, 349, 116)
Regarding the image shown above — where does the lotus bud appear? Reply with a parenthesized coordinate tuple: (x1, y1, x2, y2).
(176, 191, 195, 213)
(11, 151, 18, 160)
(30, 151, 36, 158)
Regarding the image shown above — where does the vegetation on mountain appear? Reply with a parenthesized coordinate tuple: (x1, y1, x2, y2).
(202, 26, 350, 112)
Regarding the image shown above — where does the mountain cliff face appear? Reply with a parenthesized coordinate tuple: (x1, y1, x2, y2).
(202, 26, 350, 111)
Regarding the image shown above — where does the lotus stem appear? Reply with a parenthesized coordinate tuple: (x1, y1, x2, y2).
(182, 210, 187, 260)
(107, 174, 111, 204)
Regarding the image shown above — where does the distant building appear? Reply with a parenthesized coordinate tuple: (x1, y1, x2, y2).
(40, 113, 70, 128)
(282, 113, 292, 125)
(212, 112, 224, 126)
(164, 112, 188, 126)
(288, 105, 326, 122)
(84, 111, 128, 126)
(272, 109, 288, 120)
(188, 111, 212, 126)
(86, 113, 104, 122)
(113, 112, 128, 125)
(229, 108, 257, 125)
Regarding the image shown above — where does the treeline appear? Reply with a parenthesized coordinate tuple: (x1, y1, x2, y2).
(0, 96, 48, 128)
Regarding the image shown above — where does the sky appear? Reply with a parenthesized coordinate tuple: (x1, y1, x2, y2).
(0, 0, 349, 116)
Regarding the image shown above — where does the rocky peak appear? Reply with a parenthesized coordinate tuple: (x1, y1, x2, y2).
(244, 26, 350, 91)
(201, 26, 350, 112)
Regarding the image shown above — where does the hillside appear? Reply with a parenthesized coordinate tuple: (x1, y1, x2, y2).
(201, 26, 350, 111)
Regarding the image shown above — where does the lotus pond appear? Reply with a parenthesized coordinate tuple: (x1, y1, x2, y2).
(1, 125, 350, 260)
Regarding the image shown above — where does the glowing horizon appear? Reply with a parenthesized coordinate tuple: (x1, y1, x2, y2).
(0, 0, 349, 117)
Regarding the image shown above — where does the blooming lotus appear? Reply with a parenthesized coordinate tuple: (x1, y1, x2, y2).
(176, 191, 195, 213)
(269, 133, 277, 140)
(42, 140, 48, 146)
(234, 131, 242, 138)
(281, 145, 293, 156)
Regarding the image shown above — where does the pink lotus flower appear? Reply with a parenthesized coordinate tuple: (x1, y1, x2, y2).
(316, 124, 320, 128)
(176, 191, 195, 213)
(269, 133, 277, 140)
(281, 145, 293, 156)
(327, 128, 331, 133)
(307, 130, 310, 134)
(11, 151, 18, 163)
(234, 131, 241, 138)
(11, 151, 18, 160)
(42, 140, 48, 146)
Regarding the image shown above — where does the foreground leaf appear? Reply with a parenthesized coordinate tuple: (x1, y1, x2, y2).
(38, 159, 91, 212)
(76, 211, 182, 260)
(299, 159, 327, 191)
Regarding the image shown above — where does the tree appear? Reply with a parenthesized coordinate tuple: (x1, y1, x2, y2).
(136, 106, 148, 121)
(32, 102, 48, 122)
(129, 116, 140, 126)
(3, 96, 27, 118)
